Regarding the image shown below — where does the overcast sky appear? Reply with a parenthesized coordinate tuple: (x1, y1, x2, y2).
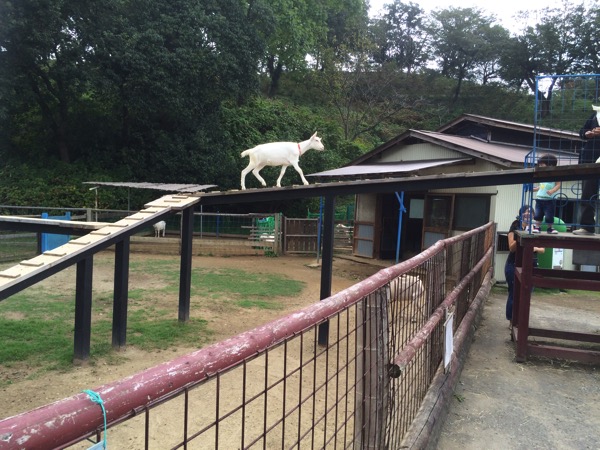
(368, 0, 589, 32)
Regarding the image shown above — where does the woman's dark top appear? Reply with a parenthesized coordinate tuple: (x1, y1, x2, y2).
(506, 219, 538, 267)
(579, 112, 600, 162)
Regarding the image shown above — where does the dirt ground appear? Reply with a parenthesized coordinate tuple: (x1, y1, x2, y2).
(437, 287, 600, 449)
(2, 254, 600, 449)
(0, 253, 388, 420)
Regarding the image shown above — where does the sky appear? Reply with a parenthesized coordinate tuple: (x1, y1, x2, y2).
(368, 0, 590, 32)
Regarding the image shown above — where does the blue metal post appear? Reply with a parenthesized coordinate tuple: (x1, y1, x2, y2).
(395, 192, 407, 264)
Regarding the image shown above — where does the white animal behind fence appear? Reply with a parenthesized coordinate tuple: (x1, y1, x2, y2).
(153, 221, 166, 238)
(388, 274, 427, 321)
(240, 132, 325, 190)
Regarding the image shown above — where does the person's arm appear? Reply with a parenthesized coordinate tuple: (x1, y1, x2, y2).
(509, 230, 544, 254)
(508, 231, 517, 253)
(580, 114, 600, 139)
(547, 181, 561, 195)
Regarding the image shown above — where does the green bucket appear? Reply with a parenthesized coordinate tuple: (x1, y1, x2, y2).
(537, 217, 567, 269)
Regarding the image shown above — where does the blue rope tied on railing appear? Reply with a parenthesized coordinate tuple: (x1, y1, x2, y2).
(83, 389, 107, 449)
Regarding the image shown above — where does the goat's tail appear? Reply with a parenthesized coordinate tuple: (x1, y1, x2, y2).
(240, 148, 253, 158)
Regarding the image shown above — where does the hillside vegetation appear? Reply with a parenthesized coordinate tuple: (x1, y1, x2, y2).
(2, 0, 598, 214)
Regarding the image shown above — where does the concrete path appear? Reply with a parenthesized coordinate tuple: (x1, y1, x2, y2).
(437, 289, 600, 450)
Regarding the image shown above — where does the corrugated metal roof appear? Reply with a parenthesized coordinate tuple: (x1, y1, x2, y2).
(83, 182, 217, 193)
(308, 158, 471, 177)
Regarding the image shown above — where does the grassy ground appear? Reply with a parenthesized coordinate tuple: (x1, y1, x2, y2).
(0, 256, 305, 381)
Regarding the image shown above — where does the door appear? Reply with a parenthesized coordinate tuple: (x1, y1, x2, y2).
(422, 195, 454, 249)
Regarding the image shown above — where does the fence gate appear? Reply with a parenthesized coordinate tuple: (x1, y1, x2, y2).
(284, 218, 318, 254)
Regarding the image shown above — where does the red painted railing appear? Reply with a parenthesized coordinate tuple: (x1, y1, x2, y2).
(0, 223, 495, 449)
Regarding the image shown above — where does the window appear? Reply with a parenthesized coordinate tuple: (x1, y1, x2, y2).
(424, 196, 452, 229)
(453, 195, 490, 230)
(409, 198, 424, 219)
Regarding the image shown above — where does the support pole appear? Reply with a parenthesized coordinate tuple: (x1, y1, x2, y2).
(316, 196, 324, 264)
(112, 237, 130, 349)
(179, 206, 194, 322)
(395, 191, 406, 264)
(74, 256, 93, 361)
(318, 195, 335, 346)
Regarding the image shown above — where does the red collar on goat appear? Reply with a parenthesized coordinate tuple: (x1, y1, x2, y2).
(297, 142, 302, 156)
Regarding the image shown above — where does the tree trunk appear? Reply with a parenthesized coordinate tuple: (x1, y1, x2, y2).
(28, 72, 71, 163)
(267, 55, 283, 98)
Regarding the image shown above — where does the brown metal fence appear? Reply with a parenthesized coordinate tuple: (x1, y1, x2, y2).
(284, 218, 318, 254)
(0, 222, 495, 449)
(284, 218, 353, 255)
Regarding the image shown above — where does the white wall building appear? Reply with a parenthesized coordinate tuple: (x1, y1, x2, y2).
(310, 114, 584, 282)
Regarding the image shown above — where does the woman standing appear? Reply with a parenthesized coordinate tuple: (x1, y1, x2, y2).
(505, 205, 545, 321)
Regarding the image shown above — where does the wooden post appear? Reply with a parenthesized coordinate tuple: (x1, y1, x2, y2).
(318, 195, 335, 346)
(112, 237, 130, 349)
(179, 206, 194, 322)
(354, 289, 389, 449)
(74, 256, 93, 361)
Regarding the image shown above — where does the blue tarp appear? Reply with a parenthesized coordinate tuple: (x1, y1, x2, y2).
(41, 212, 71, 252)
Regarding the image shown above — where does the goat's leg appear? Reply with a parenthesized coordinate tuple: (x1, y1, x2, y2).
(241, 163, 254, 190)
(276, 165, 288, 187)
(292, 161, 309, 185)
(252, 167, 267, 187)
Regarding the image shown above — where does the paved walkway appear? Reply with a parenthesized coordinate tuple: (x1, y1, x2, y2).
(436, 288, 600, 450)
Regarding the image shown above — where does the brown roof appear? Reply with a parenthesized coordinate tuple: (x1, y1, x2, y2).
(438, 113, 580, 139)
(348, 129, 579, 167)
(415, 131, 577, 166)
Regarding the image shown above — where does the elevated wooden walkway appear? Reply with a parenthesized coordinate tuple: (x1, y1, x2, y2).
(0, 194, 199, 297)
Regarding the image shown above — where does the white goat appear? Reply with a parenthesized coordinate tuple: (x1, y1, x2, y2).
(391, 274, 425, 302)
(240, 132, 325, 190)
(388, 274, 427, 322)
(153, 221, 166, 238)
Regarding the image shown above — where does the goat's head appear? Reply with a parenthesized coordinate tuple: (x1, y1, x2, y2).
(309, 132, 325, 152)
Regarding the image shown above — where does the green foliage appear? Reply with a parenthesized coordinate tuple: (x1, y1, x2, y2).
(221, 96, 344, 189)
(0, 158, 128, 208)
(0, 0, 587, 210)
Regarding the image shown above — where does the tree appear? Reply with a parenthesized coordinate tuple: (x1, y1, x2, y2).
(248, 0, 328, 97)
(427, 7, 509, 104)
(312, 49, 411, 141)
(319, 0, 370, 66)
(1, 0, 99, 163)
(369, 0, 429, 73)
(499, 2, 588, 115)
(1, 0, 265, 183)
(568, 2, 600, 73)
(88, 0, 264, 180)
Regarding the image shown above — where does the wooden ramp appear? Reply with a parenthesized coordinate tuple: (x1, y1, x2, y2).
(0, 194, 200, 299)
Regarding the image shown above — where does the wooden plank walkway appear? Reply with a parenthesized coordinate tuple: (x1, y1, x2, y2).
(0, 194, 200, 297)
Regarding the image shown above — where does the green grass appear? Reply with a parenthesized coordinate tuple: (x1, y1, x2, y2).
(0, 257, 305, 381)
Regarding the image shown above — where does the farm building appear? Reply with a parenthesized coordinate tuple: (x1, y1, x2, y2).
(309, 114, 585, 282)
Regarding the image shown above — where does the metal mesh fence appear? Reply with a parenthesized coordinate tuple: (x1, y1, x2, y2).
(0, 223, 495, 449)
(522, 74, 600, 233)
